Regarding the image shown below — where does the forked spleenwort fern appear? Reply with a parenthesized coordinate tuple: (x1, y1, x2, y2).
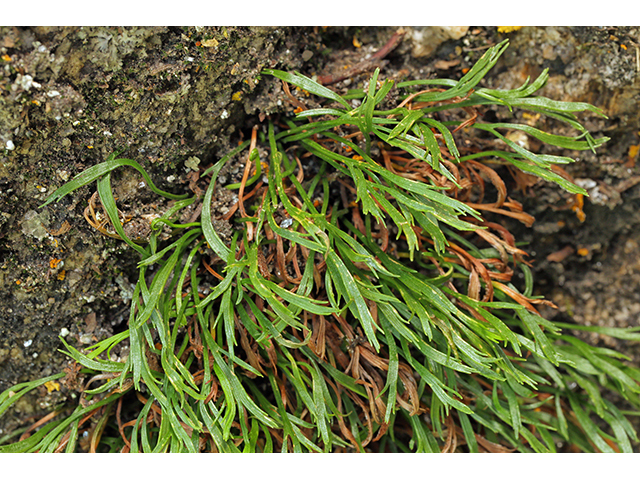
(3, 40, 640, 453)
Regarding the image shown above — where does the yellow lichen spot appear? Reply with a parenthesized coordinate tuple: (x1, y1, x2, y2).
(44, 381, 60, 393)
(577, 248, 589, 257)
(1, 54, 11, 62)
(232, 91, 243, 101)
(621, 44, 627, 50)
(497, 27, 522, 34)
(49, 258, 62, 269)
(57, 270, 66, 281)
(32, 99, 41, 106)
(522, 112, 541, 126)
(353, 35, 362, 48)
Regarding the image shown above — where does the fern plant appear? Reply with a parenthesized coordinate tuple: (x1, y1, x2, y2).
(2, 39, 640, 452)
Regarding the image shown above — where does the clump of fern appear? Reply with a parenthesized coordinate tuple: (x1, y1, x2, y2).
(3, 39, 640, 453)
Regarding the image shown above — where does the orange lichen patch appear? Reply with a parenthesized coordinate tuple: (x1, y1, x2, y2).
(353, 35, 362, 48)
(621, 44, 627, 50)
(293, 106, 304, 114)
(577, 248, 589, 257)
(1, 54, 11, 62)
(571, 193, 586, 222)
(57, 270, 66, 281)
(627, 144, 639, 168)
(49, 257, 63, 269)
(352, 155, 363, 161)
(44, 381, 61, 393)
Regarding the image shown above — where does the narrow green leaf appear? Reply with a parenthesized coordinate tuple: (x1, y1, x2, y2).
(569, 395, 614, 453)
(263, 69, 350, 108)
(457, 411, 478, 453)
(518, 310, 559, 365)
(0, 419, 62, 453)
(40, 156, 187, 208)
(502, 383, 522, 439)
(325, 250, 380, 350)
(379, 310, 400, 423)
